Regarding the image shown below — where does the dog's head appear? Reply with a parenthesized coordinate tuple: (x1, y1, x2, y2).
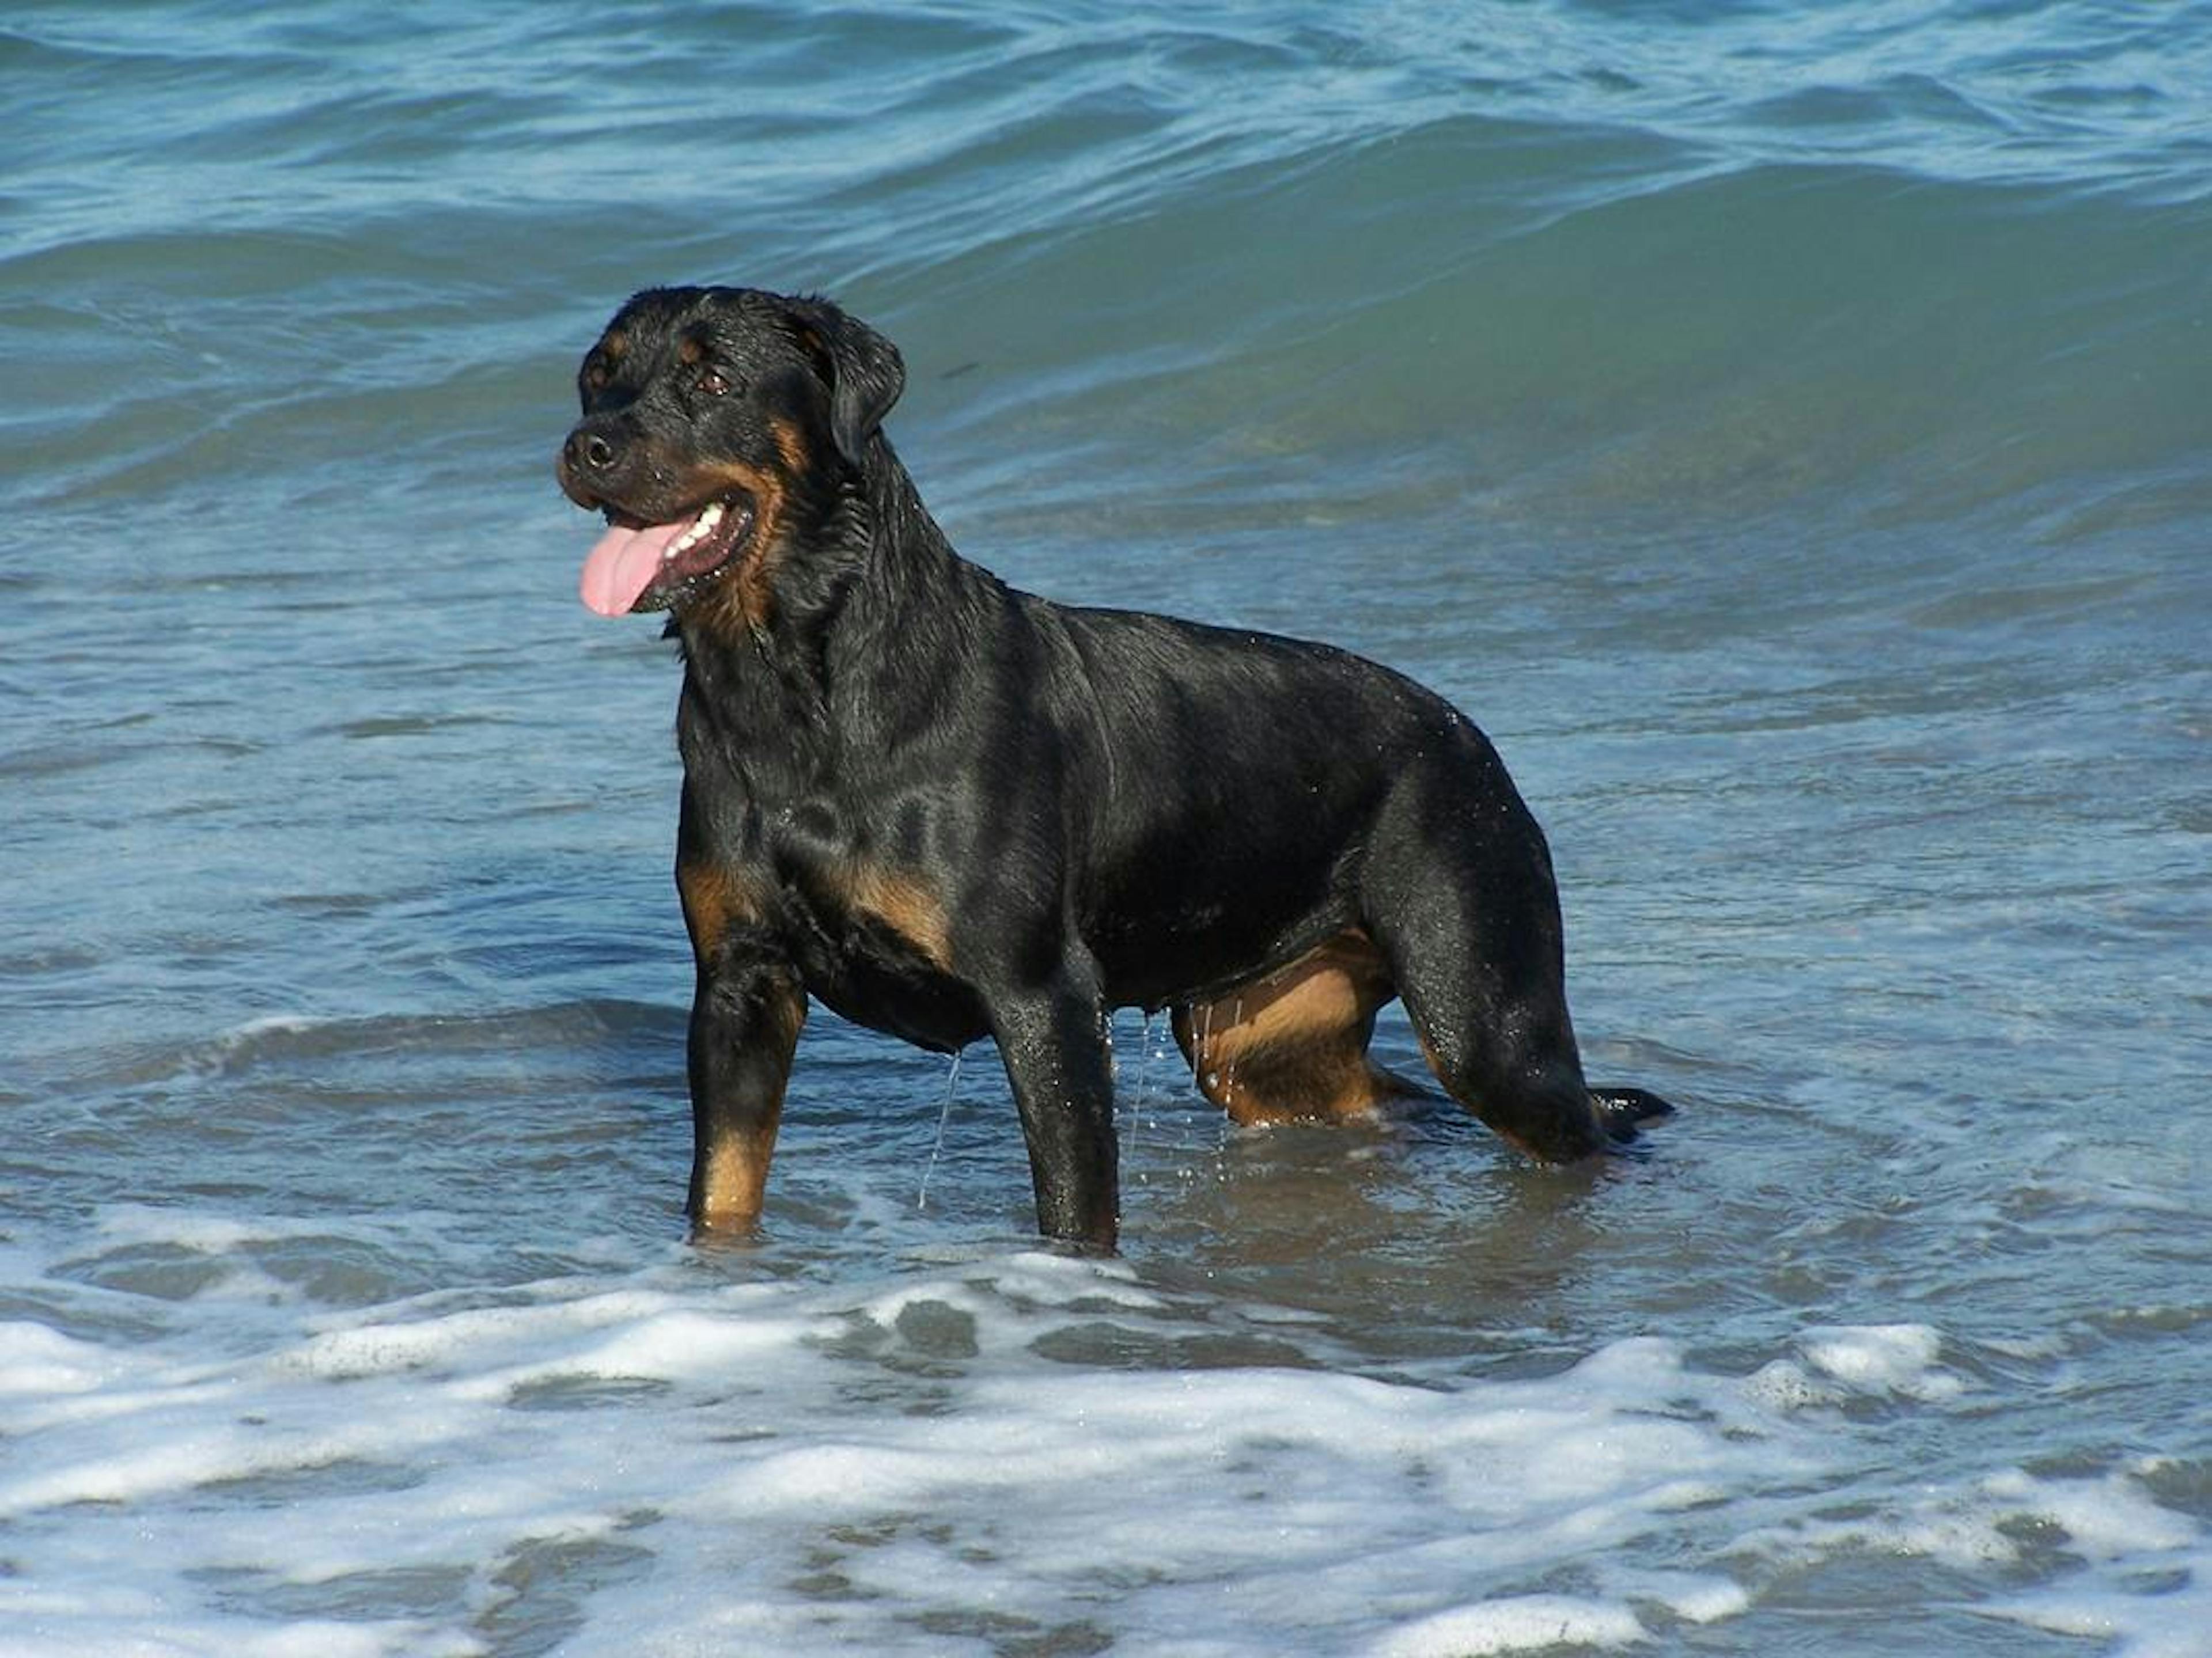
(558, 286, 904, 621)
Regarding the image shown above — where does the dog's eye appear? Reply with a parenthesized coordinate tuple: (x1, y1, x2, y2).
(696, 369, 731, 397)
(582, 361, 609, 393)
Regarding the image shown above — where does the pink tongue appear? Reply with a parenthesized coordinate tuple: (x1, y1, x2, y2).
(578, 519, 688, 617)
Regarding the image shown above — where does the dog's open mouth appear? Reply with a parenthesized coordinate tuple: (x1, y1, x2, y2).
(578, 495, 757, 617)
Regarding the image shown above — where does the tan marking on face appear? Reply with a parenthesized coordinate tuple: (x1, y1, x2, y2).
(686, 458, 787, 637)
(1173, 930, 1406, 1125)
(770, 417, 809, 476)
(599, 329, 628, 361)
(677, 335, 704, 366)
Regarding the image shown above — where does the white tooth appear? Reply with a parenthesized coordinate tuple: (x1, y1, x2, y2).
(662, 502, 726, 563)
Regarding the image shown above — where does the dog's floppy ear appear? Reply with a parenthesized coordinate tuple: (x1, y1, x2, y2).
(785, 296, 906, 466)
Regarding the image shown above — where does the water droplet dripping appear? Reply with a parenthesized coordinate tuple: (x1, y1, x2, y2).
(916, 1046, 962, 1212)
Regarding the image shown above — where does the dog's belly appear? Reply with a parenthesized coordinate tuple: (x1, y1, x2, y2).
(1086, 886, 1362, 1016)
(801, 948, 993, 1055)
(1077, 815, 1366, 1015)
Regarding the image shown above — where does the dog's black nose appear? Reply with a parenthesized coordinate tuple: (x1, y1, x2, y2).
(565, 429, 616, 472)
(557, 424, 626, 509)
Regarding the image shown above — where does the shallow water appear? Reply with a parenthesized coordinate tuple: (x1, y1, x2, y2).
(5, 2, 2210, 1653)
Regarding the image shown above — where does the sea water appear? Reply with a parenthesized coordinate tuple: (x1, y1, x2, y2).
(4, 2, 2209, 1652)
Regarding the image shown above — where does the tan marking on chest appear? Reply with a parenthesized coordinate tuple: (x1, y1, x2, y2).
(839, 865, 955, 971)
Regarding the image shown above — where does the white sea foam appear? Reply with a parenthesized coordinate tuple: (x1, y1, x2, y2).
(1988, 1577, 2212, 1658)
(0, 1323, 110, 1398)
(3, 1211, 2203, 1657)
(1797, 1322, 1963, 1401)
(1982, 1466, 2199, 1560)
(1365, 1594, 1645, 1655)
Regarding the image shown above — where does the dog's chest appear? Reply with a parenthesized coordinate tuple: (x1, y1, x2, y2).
(747, 821, 990, 1054)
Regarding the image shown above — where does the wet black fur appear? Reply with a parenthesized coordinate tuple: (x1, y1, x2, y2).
(559, 284, 1671, 1248)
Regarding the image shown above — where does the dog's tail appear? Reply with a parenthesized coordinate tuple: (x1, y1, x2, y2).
(1593, 1086, 1677, 1144)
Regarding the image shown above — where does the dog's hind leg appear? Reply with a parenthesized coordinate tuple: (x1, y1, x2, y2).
(1359, 756, 1620, 1163)
(1171, 931, 1415, 1125)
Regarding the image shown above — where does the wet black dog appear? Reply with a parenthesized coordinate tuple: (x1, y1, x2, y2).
(558, 286, 1670, 1247)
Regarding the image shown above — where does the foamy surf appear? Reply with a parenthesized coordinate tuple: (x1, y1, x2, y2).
(3, 1219, 2205, 1657)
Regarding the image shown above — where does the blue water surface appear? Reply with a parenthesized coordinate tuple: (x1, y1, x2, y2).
(4, 3, 2209, 1653)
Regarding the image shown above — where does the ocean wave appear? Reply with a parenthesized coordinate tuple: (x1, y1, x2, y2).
(10, 1, 2207, 537)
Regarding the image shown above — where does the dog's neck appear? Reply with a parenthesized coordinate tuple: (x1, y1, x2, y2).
(672, 438, 1011, 783)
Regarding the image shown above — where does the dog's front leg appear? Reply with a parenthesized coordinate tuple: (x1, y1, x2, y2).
(988, 958, 1119, 1250)
(684, 946, 806, 1236)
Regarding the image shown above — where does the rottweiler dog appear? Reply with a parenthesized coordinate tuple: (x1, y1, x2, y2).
(558, 285, 1671, 1249)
